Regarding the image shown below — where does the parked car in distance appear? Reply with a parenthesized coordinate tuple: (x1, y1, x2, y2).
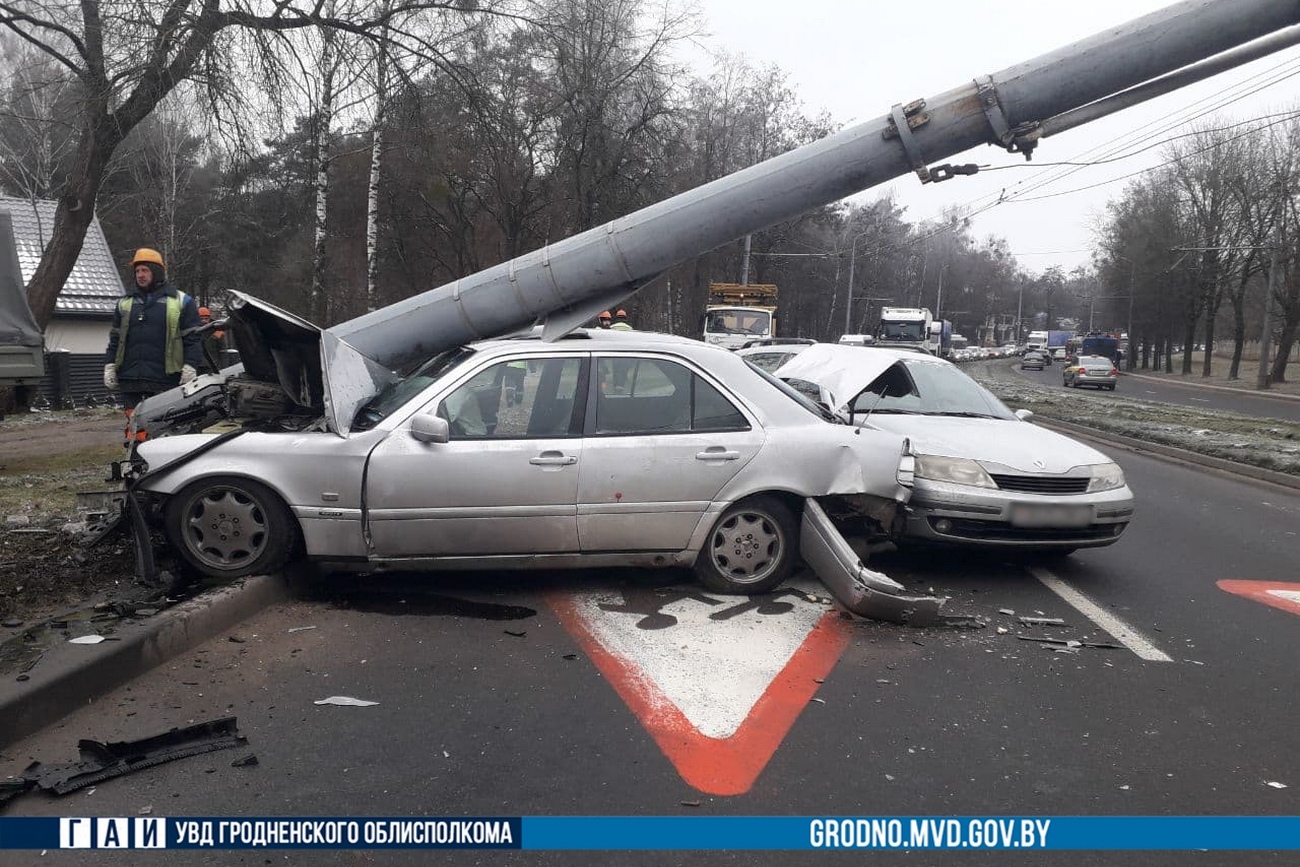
(772, 344, 1135, 554)
(130, 325, 918, 596)
(1063, 355, 1119, 390)
(1020, 350, 1046, 371)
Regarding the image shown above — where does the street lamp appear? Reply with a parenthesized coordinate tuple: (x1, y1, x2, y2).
(1111, 256, 1137, 370)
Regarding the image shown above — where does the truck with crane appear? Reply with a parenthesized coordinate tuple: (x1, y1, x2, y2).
(102, 0, 1300, 620)
(702, 282, 779, 350)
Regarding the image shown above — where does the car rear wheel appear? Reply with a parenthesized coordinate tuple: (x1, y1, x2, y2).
(165, 477, 299, 578)
(695, 496, 797, 595)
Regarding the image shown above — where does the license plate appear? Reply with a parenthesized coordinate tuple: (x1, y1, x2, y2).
(1010, 503, 1092, 528)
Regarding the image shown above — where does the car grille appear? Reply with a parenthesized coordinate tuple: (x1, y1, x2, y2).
(932, 518, 1126, 542)
(989, 474, 1090, 494)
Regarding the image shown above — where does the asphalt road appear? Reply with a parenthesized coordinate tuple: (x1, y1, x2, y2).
(2, 447, 1298, 865)
(1013, 362, 1300, 422)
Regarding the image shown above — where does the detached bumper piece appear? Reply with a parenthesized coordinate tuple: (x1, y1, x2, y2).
(800, 499, 948, 625)
(18, 717, 247, 797)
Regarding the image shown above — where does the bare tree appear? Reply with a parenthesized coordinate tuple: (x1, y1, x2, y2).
(0, 0, 504, 332)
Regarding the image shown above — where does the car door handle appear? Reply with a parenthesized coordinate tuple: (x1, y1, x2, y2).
(530, 452, 577, 466)
(696, 448, 740, 461)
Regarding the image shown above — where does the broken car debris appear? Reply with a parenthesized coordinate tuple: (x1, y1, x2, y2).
(0, 717, 247, 808)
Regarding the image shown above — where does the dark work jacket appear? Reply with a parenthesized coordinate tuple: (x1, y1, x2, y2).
(104, 282, 203, 394)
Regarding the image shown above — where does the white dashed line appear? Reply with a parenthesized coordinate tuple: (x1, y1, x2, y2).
(1028, 567, 1173, 662)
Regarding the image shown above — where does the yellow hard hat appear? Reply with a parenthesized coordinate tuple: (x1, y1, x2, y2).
(131, 248, 165, 269)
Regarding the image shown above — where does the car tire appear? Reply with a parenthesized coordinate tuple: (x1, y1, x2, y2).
(165, 477, 299, 579)
(694, 496, 798, 595)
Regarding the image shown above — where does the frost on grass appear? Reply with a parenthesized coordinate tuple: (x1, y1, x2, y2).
(969, 363, 1300, 477)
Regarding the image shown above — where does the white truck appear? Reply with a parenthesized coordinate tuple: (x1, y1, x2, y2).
(702, 282, 778, 350)
(876, 307, 943, 355)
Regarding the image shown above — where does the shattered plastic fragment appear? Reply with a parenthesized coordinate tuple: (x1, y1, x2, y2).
(313, 696, 378, 707)
(287, 626, 317, 633)
(68, 635, 106, 645)
(996, 626, 1009, 635)
(1266, 781, 1288, 789)
(1018, 616, 1067, 627)
(998, 609, 1014, 616)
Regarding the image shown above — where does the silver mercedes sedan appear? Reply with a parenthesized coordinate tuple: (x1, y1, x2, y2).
(768, 343, 1136, 554)
(130, 326, 917, 595)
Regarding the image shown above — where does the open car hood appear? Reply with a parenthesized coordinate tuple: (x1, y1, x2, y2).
(771, 344, 903, 414)
(226, 292, 397, 435)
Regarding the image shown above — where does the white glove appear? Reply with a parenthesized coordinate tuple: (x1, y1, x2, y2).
(180, 364, 197, 385)
(103, 363, 118, 390)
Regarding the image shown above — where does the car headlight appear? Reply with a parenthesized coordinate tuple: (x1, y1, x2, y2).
(914, 454, 996, 488)
(1086, 461, 1126, 492)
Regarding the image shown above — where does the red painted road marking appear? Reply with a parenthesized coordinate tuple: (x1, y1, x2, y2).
(1217, 580, 1300, 616)
(550, 586, 851, 796)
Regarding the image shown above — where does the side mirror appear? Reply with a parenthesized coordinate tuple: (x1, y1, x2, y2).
(1015, 408, 1034, 422)
(411, 413, 451, 443)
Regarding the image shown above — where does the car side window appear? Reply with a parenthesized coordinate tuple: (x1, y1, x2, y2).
(593, 357, 748, 434)
(437, 357, 583, 439)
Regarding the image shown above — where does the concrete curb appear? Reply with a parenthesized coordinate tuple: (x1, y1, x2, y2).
(0, 572, 289, 750)
(1033, 416, 1300, 493)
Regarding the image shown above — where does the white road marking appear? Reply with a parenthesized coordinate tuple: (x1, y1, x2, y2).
(1028, 567, 1173, 662)
(569, 578, 828, 738)
(1190, 397, 1211, 402)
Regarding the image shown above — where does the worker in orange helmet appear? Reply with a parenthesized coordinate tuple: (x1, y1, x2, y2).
(597, 310, 613, 329)
(610, 308, 633, 331)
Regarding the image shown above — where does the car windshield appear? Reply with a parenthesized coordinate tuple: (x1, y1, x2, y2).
(851, 358, 1015, 419)
(352, 346, 476, 430)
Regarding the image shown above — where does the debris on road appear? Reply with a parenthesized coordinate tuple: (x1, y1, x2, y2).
(68, 635, 106, 644)
(231, 755, 259, 768)
(1018, 616, 1068, 627)
(1017, 636, 1121, 650)
(313, 696, 378, 707)
(287, 625, 317, 633)
(1266, 781, 1288, 789)
(7, 717, 247, 803)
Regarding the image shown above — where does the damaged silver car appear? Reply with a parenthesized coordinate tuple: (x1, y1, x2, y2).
(771, 344, 1135, 554)
(122, 298, 918, 598)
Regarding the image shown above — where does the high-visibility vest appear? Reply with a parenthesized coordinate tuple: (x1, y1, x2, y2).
(115, 291, 189, 374)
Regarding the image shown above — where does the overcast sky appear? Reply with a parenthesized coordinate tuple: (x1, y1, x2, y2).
(683, 0, 1300, 276)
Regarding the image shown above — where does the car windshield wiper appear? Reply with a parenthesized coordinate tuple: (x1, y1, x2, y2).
(931, 411, 997, 418)
(867, 408, 923, 414)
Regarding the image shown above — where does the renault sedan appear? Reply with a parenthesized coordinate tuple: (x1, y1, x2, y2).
(772, 344, 1135, 554)
(128, 321, 917, 596)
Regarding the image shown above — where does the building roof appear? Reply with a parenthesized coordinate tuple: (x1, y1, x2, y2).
(0, 196, 122, 317)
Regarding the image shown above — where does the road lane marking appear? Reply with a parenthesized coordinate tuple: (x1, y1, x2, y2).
(549, 579, 851, 795)
(1028, 567, 1173, 662)
(1218, 580, 1300, 617)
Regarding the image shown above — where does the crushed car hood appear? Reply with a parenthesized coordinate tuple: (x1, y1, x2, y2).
(770, 343, 900, 410)
(773, 343, 1111, 473)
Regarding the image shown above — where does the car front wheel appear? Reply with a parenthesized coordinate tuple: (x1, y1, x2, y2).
(695, 496, 798, 595)
(165, 477, 299, 578)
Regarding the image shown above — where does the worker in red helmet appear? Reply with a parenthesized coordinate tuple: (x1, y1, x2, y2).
(597, 310, 613, 329)
(103, 247, 202, 439)
(610, 308, 633, 331)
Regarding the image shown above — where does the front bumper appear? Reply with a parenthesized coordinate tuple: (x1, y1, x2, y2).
(899, 480, 1134, 549)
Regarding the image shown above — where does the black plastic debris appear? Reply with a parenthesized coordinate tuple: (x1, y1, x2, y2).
(17, 717, 247, 797)
(231, 755, 259, 768)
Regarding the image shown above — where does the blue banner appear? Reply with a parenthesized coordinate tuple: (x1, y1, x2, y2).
(1, 816, 1298, 850)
